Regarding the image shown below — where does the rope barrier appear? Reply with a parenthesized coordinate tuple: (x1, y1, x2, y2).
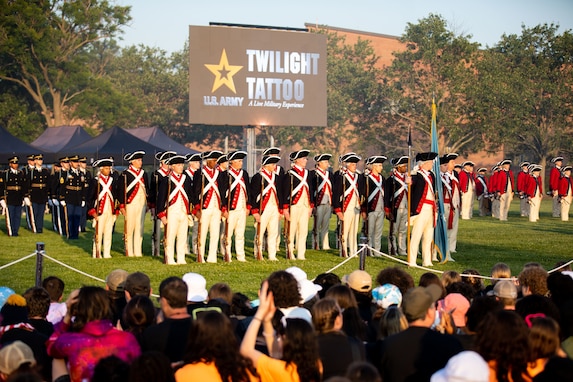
(0, 253, 36, 271)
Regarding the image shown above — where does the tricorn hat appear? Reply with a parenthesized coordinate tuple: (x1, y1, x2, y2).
(201, 150, 223, 160)
(92, 157, 114, 167)
(341, 152, 361, 163)
(185, 153, 201, 162)
(391, 156, 409, 166)
(314, 153, 332, 162)
(415, 152, 438, 162)
(262, 155, 280, 166)
(124, 151, 145, 161)
(155, 151, 176, 162)
(551, 156, 564, 163)
(166, 155, 186, 165)
(262, 147, 281, 156)
(499, 159, 512, 166)
(227, 150, 247, 161)
(519, 161, 531, 168)
(289, 149, 310, 162)
(462, 161, 475, 167)
(216, 154, 228, 165)
(365, 155, 387, 165)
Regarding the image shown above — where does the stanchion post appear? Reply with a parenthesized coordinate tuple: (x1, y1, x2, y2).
(359, 236, 368, 271)
(35, 242, 45, 287)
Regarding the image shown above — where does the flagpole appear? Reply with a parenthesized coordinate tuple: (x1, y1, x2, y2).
(406, 124, 412, 265)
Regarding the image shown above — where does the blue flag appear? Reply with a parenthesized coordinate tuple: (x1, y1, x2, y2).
(431, 98, 448, 262)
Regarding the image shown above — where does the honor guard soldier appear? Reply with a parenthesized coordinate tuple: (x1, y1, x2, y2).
(118, 151, 149, 257)
(60, 155, 86, 240)
(495, 159, 514, 221)
(384, 156, 409, 256)
(150, 151, 176, 257)
(185, 153, 201, 254)
(283, 149, 315, 260)
(458, 161, 475, 220)
(249, 155, 283, 261)
(0, 156, 28, 236)
(23, 154, 36, 230)
(262, 147, 286, 251)
(439, 153, 460, 261)
(311, 153, 333, 250)
(48, 161, 61, 232)
(489, 164, 501, 219)
(157, 155, 193, 265)
(28, 154, 50, 233)
(475, 167, 490, 217)
(224, 151, 250, 262)
(362, 155, 387, 254)
(517, 162, 531, 217)
(525, 164, 543, 222)
(216, 154, 229, 256)
(87, 158, 118, 258)
(333, 153, 364, 257)
(78, 157, 91, 232)
(50, 157, 70, 235)
(192, 150, 228, 263)
(408, 152, 438, 267)
(558, 165, 572, 221)
(550, 156, 564, 218)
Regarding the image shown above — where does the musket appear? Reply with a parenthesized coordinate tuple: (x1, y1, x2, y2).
(254, 172, 263, 260)
(196, 170, 205, 263)
(93, 179, 101, 258)
(285, 170, 294, 260)
(151, 171, 159, 257)
(3, 172, 11, 235)
(388, 174, 397, 256)
(223, 171, 231, 263)
(163, 177, 171, 264)
(63, 203, 69, 239)
(123, 173, 128, 256)
(362, 174, 370, 243)
(406, 125, 413, 265)
(311, 171, 319, 250)
(339, 168, 347, 258)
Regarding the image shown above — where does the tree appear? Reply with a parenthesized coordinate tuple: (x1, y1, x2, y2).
(382, 14, 480, 155)
(469, 24, 573, 168)
(0, 0, 131, 127)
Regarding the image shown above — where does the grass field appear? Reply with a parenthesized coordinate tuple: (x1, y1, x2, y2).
(0, 198, 571, 300)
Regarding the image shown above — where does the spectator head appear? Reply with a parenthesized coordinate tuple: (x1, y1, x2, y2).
(490, 263, 511, 285)
(0, 341, 36, 378)
(277, 318, 321, 382)
(440, 293, 470, 328)
(230, 293, 253, 317)
(546, 272, 573, 308)
(375, 267, 414, 295)
(124, 272, 151, 300)
(465, 296, 503, 333)
(122, 295, 156, 335)
(324, 284, 358, 310)
(418, 273, 446, 299)
(527, 315, 561, 360)
(441, 271, 461, 289)
(552, 261, 571, 272)
(487, 280, 518, 308)
(182, 273, 207, 304)
(72, 287, 113, 331)
(313, 273, 341, 298)
(343, 270, 372, 294)
(92, 355, 129, 382)
(0, 287, 15, 308)
(267, 271, 301, 309)
(311, 298, 342, 334)
(286, 267, 322, 305)
(378, 305, 408, 339)
(401, 284, 442, 324)
(0, 295, 28, 325)
(430, 351, 489, 382)
(128, 351, 175, 382)
(515, 295, 560, 323)
(208, 283, 232, 305)
(345, 361, 382, 382)
(461, 269, 485, 296)
(372, 284, 402, 310)
(22, 287, 50, 319)
(41, 276, 64, 302)
(518, 266, 548, 296)
(445, 282, 475, 302)
(159, 277, 188, 310)
(105, 269, 129, 299)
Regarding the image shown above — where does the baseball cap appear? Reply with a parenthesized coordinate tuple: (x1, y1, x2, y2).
(124, 272, 151, 297)
(0, 341, 36, 375)
(442, 293, 470, 328)
(105, 269, 129, 292)
(372, 284, 402, 309)
(401, 284, 442, 322)
(285, 267, 322, 303)
(342, 270, 372, 292)
(430, 351, 489, 382)
(488, 280, 518, 299)
(182, 272, 208, 303)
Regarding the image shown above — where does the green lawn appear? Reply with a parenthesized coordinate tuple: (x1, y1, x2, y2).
(0, 198, 570, 300)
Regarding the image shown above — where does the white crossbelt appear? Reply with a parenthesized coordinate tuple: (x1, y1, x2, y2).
(477, 176, 488, 194)
(393, 174, 407, 199)
(259, 171, 277, 203)
(343, 172, 359, 198)
(169, 174, 188, 203)
(202, 167, 220, 199)
(290, 168, 309, 197)
(441, 173, 452, 194)
(126, 168, 144, 193)
(229, 170, 247, 197)
(98, 176, 114, 207)
(419, 170, 435, 196)
(367, 174, 384, 203)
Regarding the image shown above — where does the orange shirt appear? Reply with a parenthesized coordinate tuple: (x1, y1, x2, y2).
(175, 360, 258, 382)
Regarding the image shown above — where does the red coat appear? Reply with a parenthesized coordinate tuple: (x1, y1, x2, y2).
(496, 170, 515, 194)
(458, 170, 475, 193)
(550, 167, 562, 191)
(475, 175, 488, 196)
(517, 171, 529, 193)
(525, 175, 543, 197)
(558, 176, 573, 196)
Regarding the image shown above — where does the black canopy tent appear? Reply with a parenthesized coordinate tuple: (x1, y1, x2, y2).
(0, 126, 52, 163)
(126, 126, 198, 155)
(31, 125, 92, 154)
(65, 126, 165, 166)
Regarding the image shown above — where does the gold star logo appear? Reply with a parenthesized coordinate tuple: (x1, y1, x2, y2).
(204, 49, 243, 94)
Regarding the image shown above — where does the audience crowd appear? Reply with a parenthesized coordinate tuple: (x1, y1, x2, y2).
(1, 261, 573, 382)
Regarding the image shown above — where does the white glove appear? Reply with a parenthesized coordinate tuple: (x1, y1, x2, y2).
(0, 200, 6, 209)
(24, 197, 31, 206)
(52, 199, 60, 206)
(60, 200, 66, 207)
(48, 199, 53, 207)
(81, 201, 85, 207)
(92, 218, 97, 228)
(188, 215, 194, 227)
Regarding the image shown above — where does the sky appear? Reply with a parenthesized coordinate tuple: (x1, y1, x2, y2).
(115, 0, 573, 54)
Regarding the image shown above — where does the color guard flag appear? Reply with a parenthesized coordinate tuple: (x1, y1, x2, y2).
(431, 98, 449, 263)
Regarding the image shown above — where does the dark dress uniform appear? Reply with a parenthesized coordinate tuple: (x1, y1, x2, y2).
(28, 158, 51, 233)
(0, 158, 29, 236)
(61, 164, 86, 240)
